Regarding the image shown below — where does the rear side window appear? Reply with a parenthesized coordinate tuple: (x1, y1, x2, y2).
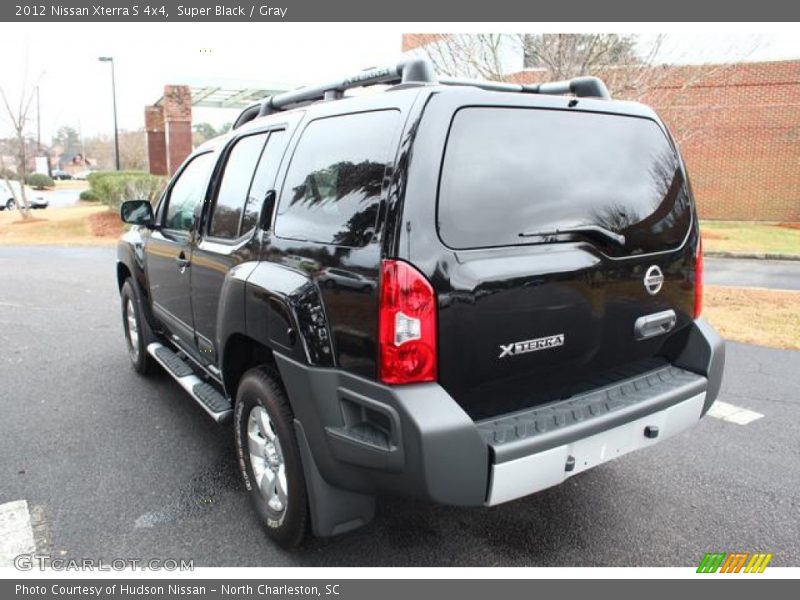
(438, 107, 690, 256)
(209, 133, 268, 239)
(241, 130, 286, 234)
(275, 110, 399, 247)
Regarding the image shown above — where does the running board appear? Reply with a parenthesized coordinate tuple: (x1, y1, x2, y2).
(146, 343, 232, 424)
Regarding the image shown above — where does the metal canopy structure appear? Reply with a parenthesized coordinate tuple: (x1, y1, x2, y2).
(154, 85, 288, 109)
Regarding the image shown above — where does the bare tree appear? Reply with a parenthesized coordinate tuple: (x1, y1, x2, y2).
(0, 64, 42, 219)
(409, 34, 510, 81)
(410, 33, 662, 90)
(518, 33, 649, 81)
(82, 129, 148, 171)
(409, 33, 760, 145)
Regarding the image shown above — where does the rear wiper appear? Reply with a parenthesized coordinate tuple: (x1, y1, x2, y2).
(518, 225, 626, 246)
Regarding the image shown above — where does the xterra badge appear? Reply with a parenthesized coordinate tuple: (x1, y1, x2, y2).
(499, 334, 565, 358)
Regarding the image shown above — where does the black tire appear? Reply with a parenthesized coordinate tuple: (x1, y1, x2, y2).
(234, 367, 309, 549)
(5, 199, 15, 211)
(120, 279, 156, 375)
(324, 278, 336, 289)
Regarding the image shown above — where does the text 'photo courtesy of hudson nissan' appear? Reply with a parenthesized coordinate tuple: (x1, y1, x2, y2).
(116, 55, 722, 548)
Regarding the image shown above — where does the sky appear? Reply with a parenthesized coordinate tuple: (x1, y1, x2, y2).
(0, 23, 798, 142)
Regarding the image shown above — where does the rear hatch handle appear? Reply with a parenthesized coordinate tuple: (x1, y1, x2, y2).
(634, 309, 677, 340)
(519, 225, 626, 246)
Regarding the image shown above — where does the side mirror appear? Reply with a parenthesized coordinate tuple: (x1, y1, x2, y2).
(120, 200, 155, 228)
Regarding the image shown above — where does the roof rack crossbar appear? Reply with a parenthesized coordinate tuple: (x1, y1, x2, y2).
(232, 61, 611, 130)
(438, 75, 610, 100)
(233, 58, 437, 129)
(438, 77, 526, 94)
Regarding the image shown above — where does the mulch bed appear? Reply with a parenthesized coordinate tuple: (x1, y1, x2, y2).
(87, 210, 124, 237)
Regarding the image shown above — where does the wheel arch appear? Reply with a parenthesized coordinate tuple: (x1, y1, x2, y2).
(116, 237, 158, 333)
(116, 261, 132, 291)
(221, 333, 279, 401)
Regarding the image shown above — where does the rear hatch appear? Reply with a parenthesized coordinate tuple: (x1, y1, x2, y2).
(433, 105, 699, 420)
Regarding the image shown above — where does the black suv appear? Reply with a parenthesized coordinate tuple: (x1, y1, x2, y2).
(117, 59, 725, 548)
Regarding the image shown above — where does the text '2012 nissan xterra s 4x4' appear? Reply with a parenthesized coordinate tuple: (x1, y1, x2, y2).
(116, 59, 725, 548)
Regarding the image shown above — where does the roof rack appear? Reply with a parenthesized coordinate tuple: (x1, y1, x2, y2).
(232, 58, 610, 129)
(438, 75, 610, 100)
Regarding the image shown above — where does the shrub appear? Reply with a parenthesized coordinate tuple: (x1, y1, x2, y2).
(87, 171, 166, 211)
(26, 173, 55, 190)
(79, 190, 99, 202)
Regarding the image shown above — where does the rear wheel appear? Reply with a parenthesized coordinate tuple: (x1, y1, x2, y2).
(234, 367, 309, 548)
(5, 199, 15, 211)
(120, 279, 155, 375)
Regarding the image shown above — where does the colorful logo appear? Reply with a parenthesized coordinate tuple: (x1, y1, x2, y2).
(697, 552, 773, 573)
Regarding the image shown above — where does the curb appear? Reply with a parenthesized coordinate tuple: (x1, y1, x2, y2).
(705, 251, 800, 262)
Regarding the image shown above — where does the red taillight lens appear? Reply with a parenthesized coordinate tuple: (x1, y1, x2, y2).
(694, 238, 703, 318)
(378, 259, 437, 384)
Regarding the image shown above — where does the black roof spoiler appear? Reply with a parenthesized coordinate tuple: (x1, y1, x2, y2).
(233, 58, 611, 130)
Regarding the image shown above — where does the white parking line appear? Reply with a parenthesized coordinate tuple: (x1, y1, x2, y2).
(707, 401, 764, 425)
(0, 500, 36, 568)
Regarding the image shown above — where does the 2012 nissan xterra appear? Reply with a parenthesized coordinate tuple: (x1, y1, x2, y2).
(116, 58, 725, 548)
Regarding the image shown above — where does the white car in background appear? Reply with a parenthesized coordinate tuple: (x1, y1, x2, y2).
(0, 180, 49, 210)
(318, 267, 377, 292)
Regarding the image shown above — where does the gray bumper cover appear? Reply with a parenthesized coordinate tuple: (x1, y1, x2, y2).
(275, 317, 724, 533)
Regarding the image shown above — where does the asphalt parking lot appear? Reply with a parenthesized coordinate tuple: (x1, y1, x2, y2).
(1, 246, 798, 567)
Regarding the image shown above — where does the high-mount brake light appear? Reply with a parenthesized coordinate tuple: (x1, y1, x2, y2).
(378, 260, 437, 385)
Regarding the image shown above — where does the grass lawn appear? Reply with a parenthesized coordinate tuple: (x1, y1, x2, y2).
(701, 221, 800, 257)
(0, 205, 121, 246)
(705, 285, 800, 350)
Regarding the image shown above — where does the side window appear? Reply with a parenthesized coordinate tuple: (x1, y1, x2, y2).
(209, 133, 268, 239)
(164, 153, 214, 232)
(241, 130, 286, 233)
(275, 110, 399, 247)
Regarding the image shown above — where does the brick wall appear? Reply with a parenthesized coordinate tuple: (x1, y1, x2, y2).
(507, 60, 800, 222)
(144, 105, 167, 176)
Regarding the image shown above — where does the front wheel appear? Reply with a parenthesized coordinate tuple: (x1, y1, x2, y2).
(234, 367, 309, 548)
(120, 279, 155, 375)
(5, 199, 15, 211)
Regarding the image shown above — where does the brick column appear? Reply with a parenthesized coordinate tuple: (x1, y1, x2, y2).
(144, 105, 167, 176)
(163, 85, 193, 176)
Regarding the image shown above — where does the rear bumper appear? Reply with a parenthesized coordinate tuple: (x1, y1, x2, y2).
(485, 390, 705, 505)
(275, 317, 725, 511)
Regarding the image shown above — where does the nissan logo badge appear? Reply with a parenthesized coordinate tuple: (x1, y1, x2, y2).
(644, 265, 664, 295)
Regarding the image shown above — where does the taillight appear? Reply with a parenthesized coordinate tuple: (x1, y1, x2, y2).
(378, 260, 437, 384)
(694, 238, 703, 318)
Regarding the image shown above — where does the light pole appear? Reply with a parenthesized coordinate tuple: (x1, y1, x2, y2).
(98, 56, 120, 170)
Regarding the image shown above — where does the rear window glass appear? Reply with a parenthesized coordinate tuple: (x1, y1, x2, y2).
(275, 110, 399, 247)
(438, 107, 691, 255)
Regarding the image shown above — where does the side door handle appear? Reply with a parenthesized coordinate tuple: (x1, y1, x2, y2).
(176, 251, 191, 273)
